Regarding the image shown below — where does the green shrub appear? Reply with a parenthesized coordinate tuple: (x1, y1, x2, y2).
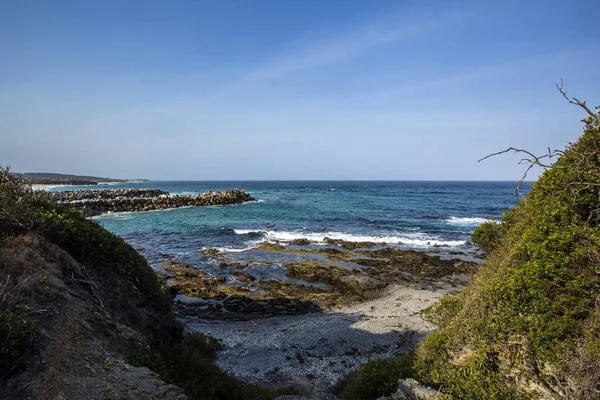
(39, 207, 171, 310)
(421, 294, 463, 327)
(333, 352, 416, 400)
(0, 166, 52, 238)
(471, 219, 503, 253)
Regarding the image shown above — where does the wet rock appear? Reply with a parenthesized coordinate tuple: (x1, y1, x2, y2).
(288, 238, 312, 246)
(219, 261, 247, 269)
(324, 237, 379, 249)
(232, 272, 255, 283)
(256, 242, 287, 252)
(356, 248, 476, 278)
(315, 247, 355, 261)
(203, 248, 222, 256)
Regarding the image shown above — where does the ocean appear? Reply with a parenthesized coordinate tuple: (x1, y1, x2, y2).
(49, 181, 525, 272)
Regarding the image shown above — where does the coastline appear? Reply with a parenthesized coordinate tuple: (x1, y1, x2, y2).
(159, 238, 475, 393)
(187, 283, 454, 392)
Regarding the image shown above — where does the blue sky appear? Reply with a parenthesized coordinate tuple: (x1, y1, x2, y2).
(0, 0, 598, 180)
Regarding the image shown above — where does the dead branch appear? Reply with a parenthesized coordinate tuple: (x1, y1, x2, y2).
(66, 263, 108, 316)
(478, 147, 562, 198)
(556, 79, 598, 119)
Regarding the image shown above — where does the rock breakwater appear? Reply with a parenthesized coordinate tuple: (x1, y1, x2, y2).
(52, 188, 256, 216)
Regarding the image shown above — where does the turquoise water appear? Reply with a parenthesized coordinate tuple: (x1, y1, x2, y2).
(48, 181, 527, 268)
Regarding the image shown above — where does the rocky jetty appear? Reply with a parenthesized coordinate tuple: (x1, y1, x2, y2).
(51, 188, 256, 216)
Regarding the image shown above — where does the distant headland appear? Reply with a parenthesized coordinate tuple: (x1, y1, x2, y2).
(13, 172, 149, 186)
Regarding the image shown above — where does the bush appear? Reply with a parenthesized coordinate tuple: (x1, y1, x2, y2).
(333, 352, 416, 400)
(0, 166, 52, 238)
(39, 207, 171, 310)
(471, 219, 503, 253)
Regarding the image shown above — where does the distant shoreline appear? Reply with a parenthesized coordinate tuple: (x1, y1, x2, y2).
(14, 172, 148, 187)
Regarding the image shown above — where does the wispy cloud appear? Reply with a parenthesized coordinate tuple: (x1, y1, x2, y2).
(247, 8, 462, 81)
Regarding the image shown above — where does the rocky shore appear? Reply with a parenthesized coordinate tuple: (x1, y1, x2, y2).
(150, 238, 480, 392)
(51, 188, 256, 216)
(165, 243, 475, 320)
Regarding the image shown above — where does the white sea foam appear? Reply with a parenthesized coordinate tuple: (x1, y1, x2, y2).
(204, 246, 251, 253)
(233, 229, 260, 235)
(93, 211, 136, 220)
(241, 199, 265, 204)
(446, 216, 491, 226)
(233, 229, 466, 248)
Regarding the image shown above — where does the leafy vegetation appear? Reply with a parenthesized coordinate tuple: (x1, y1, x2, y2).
(333, 352, 416, 400)
(0, 169, 52, 238)
(471, 219, 503, 253)
(39, 207, 172, 311)
(414, 116, 600, 397)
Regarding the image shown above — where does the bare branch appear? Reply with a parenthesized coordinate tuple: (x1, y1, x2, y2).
(555, 79, 598, 118)
(479, 147, 562, 198)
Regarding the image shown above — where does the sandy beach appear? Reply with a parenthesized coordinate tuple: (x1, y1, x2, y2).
(186, 283, 454, 393)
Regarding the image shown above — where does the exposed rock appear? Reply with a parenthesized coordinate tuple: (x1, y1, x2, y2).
(338, 274, 387, 295)
(324, 237, 379, 249)
(285, 262, 387, 298)
(256, 242, 287, 252)
(219, 261, 248, 269)
(203, 248, 222, 256)
(232, 272, 256, 283)
(379, 378, 447, 399)
(287, 238, 312, 246)
(356, 248, 476, 278)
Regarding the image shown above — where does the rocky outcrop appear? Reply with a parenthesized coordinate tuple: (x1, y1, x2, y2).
(378, 378, 446, 399)
(51, 188, 257, 216)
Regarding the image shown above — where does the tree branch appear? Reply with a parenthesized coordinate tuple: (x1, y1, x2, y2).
(479, 147, 562, 198)
(555, 79, 598, 119)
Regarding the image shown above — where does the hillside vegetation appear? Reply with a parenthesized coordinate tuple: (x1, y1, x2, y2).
(335, 105, 600, 400)
(0, 168, 285, 399)
(416, 108, 600, 399)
